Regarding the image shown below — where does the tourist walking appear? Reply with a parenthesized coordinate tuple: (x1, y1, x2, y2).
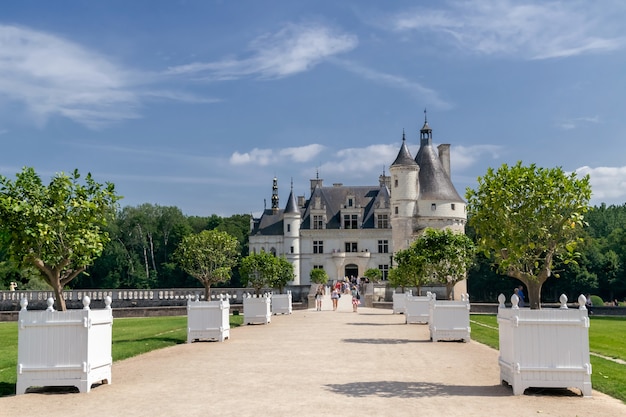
(315, 285, 325, 311)
(331, 287, 340, 311)
(351, 285, 360, 312)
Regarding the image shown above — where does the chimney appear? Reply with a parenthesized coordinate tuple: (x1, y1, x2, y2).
(437, 144, 451, 177)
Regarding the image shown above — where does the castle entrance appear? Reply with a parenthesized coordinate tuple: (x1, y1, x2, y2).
(344, 264, 358, 281)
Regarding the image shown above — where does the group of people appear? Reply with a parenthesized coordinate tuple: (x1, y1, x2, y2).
(315, 280, 361, 312)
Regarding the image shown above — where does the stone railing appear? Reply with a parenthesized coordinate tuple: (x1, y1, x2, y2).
(0, 286, 311, 311)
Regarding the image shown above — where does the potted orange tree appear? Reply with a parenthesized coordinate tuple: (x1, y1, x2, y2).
(174, 229, 239, 342)
(0, 167, 120, 394)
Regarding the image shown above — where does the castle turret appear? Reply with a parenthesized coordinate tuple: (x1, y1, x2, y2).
(389, 130, 420, 252)
(283, 180, 301, 284)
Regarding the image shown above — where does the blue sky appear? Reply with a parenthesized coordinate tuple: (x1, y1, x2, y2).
(1, 0, 626, 217)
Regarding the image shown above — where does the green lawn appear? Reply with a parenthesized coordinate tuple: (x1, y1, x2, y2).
(469, 314, 626, 403)
(0, 314, 243, 397)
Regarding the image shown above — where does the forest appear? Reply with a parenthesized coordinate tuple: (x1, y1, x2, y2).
(1, 202, 626, 304)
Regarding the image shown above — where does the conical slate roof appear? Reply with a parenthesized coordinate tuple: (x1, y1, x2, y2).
(284, 189, 299, 214)
(415, 142, 464, 202)
(391, 133, 418, 167)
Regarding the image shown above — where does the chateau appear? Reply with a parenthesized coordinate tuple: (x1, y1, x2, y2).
(249, 116, 467, 297)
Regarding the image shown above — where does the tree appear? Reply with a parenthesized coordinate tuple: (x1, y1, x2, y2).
(391, 244, 432, 295)
(364, 268, 382, 283)
(269, 256, 294, 294)
(412, 228, 475, 299)
(466, 162, 592, 309)
(309, 268, 329, 285)
(0, 167, 120, 310)
(240, 251, 278, 296)
(173, 229, 239, 300)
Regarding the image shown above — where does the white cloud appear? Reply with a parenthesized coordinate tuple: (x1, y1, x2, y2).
(556, 116, 600, 130)
(450, 144, 503, 171)
(576, 166, 626, 204)
(0, 25, 215, 129)
(388, 0, 626, 60)
(230, 144, 326, 166)
(167, 23, 358, 79)
(281, 144, 326, 162)
(317, 144, 398, 179)
(0, 25, 141, 128)
(334, 59, 452, 110)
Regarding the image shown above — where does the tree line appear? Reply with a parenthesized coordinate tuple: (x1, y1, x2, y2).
(2, 167, 626, 305)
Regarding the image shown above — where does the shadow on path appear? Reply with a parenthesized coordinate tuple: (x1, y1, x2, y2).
(324, 380, 511, 398)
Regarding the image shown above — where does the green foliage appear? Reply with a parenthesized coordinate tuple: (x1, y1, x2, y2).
(414, 228, 475, 298)
(590, 295, 604, 307)
(0, 167, 121, 310)
(466, 162, 592, 309)
(75, 208, 250, 290)
(240, 251, 279, 295)
(309, 268, 329, 285)
(269, 256, 295, 293)
(391, 228, 474, 298)
(173, 229, 239, 299)
(390, 246, 430, 292)
(364, 268, 382, 283)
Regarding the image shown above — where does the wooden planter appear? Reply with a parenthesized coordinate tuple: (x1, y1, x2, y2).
(392, 291, 410, 314)
(243, 293, 271, 325)
(187, 295, 230, 342)
(405, 294, 431, 324)
(271, 291, 292, 315)
(16, 296, 113, 394)
(428, 293, 470, 342)
(497, 293, 592, 396)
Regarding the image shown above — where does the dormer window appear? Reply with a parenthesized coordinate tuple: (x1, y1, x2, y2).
(348, 198, 354, 207)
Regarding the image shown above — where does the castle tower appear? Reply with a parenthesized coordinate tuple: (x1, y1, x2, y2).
(413, 111, 466, 235)
(283, 180, 301, 284)
(390, 130, 420, 253)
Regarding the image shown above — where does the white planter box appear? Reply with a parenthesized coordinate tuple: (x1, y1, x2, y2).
(271, 292, 292, 315)
(405, 295, 430, 324)
(392, 291, 410, 314)
(243, 294, 271, 325)
(187, 296, 230, 342)
(429, 294, 470, 342)
(16, 296, 113, 394)
(497, 294, 592, 396)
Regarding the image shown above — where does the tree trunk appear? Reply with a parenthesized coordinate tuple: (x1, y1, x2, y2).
(204, 284, 211, 301)
(52, 283, 67, 311)
(148, 232, 157, 272)
(526, 281, 543, 310)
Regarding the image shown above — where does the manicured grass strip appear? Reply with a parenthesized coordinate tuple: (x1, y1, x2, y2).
(0, 314, 244, 397)
(590, 355, 626, 403)
(0, 322, 18, 398)
(587, 317, 626, 362)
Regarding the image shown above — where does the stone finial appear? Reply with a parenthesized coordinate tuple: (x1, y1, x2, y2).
(559, 294, 568, 309)
(46, 297, 55, 311)
(104, 296, 112, 309)
(578, 294, 587, 310)
(498, 293, 506, 308)
(82, 295, 91, 310)
(20, 298, 28, 311)
(511, 293, 519, 309)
